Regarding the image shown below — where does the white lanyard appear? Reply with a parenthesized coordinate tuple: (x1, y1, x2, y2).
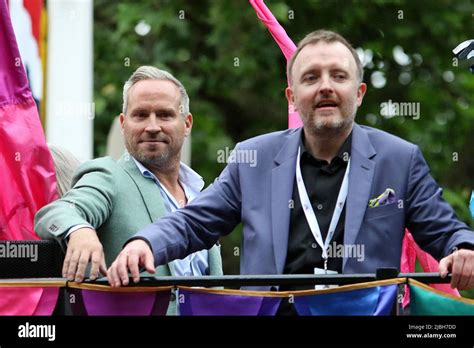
(295, 146, 350, 270)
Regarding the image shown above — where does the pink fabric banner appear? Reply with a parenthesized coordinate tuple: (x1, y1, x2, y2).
(401, 230, 460, 307)
(0, 0, 58, 316)
(0, 0, 58, 241)
(249, 0, 302, 128)
(0, 287, 59, 315)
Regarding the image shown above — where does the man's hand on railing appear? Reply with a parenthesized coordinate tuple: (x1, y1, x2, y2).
(64, 228, 107, 282)
(107, 239, 155, 287)
(439, 249, 474, 290)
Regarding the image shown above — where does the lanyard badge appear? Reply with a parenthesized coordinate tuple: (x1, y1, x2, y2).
(295, 146, 350, 274)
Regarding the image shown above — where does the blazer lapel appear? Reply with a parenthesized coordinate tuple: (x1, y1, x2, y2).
(117, 153, 167, 223)
(271, 128, 302, 274)
(343, 124, 376, 269)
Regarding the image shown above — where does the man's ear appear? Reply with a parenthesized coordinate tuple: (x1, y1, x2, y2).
(357, 83, 367, 107)
(184, 113, 193, 136)
(285, 87, 297, 111)
(119, 113, 125, 134)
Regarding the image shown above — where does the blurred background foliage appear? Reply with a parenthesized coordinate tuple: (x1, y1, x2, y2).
(93, 0, 474, 278)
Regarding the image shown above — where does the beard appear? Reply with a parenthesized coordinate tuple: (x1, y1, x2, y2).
(312, 115, 346, 131)
(301, 103, 357, 135)
(125, 136, 179, 171)
(133, 150, 170, 168)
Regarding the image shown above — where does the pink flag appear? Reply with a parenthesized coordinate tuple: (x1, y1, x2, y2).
(0, 0, 57, 241)
(0, 0, 58, 316)
(401, 230, 459, 307)
(0, 286, 59, 315)
(249, 0, 302, 128)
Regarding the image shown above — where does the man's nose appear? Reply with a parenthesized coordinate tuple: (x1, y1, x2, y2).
(318, 74, 334, 94)
(145, 114, 161, 132)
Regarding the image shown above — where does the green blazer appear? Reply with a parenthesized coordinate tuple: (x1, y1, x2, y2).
(34, 154, 223, 314)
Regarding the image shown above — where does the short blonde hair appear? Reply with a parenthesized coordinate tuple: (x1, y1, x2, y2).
(122, 66, 190, 116)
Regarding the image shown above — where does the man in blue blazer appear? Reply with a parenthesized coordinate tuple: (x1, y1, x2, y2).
(108, 30, 474, 291)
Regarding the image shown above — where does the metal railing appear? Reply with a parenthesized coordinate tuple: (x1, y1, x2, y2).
(80, 268, 451, 287)
(0, 268, 452, 287)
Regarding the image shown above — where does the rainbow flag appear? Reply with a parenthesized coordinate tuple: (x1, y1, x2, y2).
(409, 279, 474, 315)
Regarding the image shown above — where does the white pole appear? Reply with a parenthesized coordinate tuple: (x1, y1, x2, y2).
(46, 0, 93, 161)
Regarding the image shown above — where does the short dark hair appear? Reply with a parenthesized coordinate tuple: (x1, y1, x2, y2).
(288, 30, 363, 84)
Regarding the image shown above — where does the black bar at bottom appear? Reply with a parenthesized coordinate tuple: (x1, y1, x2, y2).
(0, 316, 472, 345)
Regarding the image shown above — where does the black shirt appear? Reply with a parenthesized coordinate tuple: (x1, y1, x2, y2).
(280, 131, 352, 292)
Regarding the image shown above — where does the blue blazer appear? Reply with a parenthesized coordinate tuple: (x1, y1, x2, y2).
(137, 124, 474, 290)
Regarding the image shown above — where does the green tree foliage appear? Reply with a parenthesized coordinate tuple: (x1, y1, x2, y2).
(94, 0, 474, 275)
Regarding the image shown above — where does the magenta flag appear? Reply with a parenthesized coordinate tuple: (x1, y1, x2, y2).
(0, 0, 58, 316)
(68, 286, 172, 316)
(249, 0, 302, 128)
(0, 0, 58, 241)
(401, 230, 459, 307)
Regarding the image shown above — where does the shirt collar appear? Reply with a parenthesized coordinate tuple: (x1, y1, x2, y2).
(132, 156, 205, 192)
(299, 130, 352, 164)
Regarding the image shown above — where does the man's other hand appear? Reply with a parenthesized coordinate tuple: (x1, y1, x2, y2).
(439, 249, 474, 290)
(107, 239, 155, 287)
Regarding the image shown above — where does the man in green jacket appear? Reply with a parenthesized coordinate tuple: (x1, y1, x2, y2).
(35, 66, 222, 314)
